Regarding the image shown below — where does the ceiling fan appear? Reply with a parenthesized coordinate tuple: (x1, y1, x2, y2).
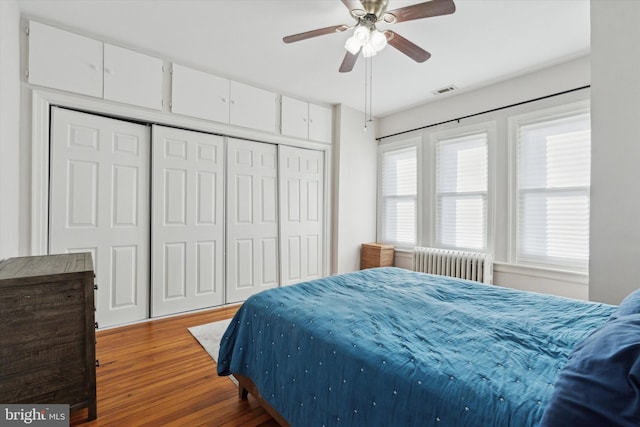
(283, 0, 456, 73)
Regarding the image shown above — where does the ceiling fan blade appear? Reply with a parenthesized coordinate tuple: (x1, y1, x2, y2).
(342, 0, 368, 18)
(384, 31, 431, 63)
(384, 0, 456, 24)
(339, 50, 359, 73)
(283, 25, 348, 44)
(341, 0, 363, 13)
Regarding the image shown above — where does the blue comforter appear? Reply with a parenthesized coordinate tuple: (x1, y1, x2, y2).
(217, 267, 614, 427)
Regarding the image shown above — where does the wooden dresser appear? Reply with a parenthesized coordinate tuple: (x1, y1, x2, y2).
(0, 253, 97, 420)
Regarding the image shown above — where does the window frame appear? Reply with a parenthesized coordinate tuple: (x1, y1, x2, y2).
(508, 100, 591, 272)
(377, 137, 421, 249)
(430, 122, 496, 253)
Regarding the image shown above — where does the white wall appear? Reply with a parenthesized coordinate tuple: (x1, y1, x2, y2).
(378, 56, 590, 139)
(377, 56, 591, 299)
(332, 104, 378, 274)
(590, 0, 640, 305)
(0, 0, 21, 260)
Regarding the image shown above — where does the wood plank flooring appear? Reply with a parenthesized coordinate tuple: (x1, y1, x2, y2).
(70, 306, 279, 427)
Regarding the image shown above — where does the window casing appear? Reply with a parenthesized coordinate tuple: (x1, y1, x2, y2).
(379, 142, 418, 247)
(435, 131, 489, 251)
(511, 103, 591, 271)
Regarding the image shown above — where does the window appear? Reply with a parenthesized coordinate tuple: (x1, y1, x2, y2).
(379, 144, 417, 246)
(513, 106, 590, 270)
(435, 132, 489, 251)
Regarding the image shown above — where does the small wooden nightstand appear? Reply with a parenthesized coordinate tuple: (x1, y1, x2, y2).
(360, 243, 395, 269)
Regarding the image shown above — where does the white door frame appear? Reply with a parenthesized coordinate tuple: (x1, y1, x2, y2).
(29, 89, 332, 291)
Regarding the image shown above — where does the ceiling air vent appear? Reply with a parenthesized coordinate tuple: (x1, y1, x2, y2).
(432, 85, 457, 96)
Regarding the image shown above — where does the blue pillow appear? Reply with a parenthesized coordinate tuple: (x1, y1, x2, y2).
(539, 314, 640, 427)
(609, 288, 640, 320)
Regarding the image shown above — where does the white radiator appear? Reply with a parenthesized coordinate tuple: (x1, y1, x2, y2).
(412, 247, 493, 284)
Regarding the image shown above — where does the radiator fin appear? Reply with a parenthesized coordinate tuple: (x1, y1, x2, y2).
(412, 247, 493, 284)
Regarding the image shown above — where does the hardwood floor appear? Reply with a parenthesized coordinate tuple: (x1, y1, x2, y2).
(70, 306, 280, 427)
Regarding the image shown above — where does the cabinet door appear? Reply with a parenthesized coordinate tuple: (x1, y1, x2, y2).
(151, 126, 225, 316)
(49, 107, 150, 328)
(279, 146, 325, 285)
(226, 138, 279, 303)
(281, 96, 309, 139)
(171, 64, 230, 123)
(308, 103, 333, 143)
(229, 81, 277, 133)
(28, 21, 103, 97)
(104, 44, 163, 110)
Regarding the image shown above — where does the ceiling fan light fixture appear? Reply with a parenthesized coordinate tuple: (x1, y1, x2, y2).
(344, 35, 362, 55)
(353, 25, 371, 44)
(362, 42, 377, 58)
(370, 29, 387, 51)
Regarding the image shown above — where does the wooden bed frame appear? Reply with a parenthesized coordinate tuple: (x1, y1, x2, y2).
(235, 373, 290, 427)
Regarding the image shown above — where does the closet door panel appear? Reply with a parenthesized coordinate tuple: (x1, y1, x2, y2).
(49, 107, 150, 327)
(279, 146, 325, 286)
(226, 138, 279, 303)
(152, 126, 224, 316)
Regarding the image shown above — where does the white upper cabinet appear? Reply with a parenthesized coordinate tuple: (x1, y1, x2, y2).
(28, 21, 103, 98)
(308, 103, 332, 143)
(171, 64, 230, 123)
(281, 96, 332, 143)
(281, 96, 309, 140)
(229, 81, 277, 133)
(28, 21, 163, 110)
(171, 65, 276, 133)
(103, 44, 163, 110)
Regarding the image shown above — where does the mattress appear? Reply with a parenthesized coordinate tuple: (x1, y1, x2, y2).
(218, 267, 615, 427)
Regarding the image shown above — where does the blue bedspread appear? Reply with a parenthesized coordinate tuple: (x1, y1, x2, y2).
(217, 267, 615, 427)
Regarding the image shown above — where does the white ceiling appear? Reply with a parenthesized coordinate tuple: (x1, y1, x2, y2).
(17, 0, 590, 117)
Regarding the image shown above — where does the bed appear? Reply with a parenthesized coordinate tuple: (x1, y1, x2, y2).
(217, 267, 640, 426)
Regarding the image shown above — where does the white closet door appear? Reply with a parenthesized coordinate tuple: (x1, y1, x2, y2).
(151, 126, 224, 317)
(49, 107, 150, 327)
(226, 138, 279, 303)
(279, 146, 325, 285)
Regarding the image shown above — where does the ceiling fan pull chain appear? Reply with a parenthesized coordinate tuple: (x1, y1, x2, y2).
(364, 55, 369, 131)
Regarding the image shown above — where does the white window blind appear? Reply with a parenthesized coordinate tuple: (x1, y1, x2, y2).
(381, 145, 417, 246)
(436, 132, 488, 251)
(516, 111, 590, 270)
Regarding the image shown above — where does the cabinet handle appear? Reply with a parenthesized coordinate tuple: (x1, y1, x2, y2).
(221, 98, 227, 103)
(94, 284, 98, 290)
(230, 99, 236, 105)
(95, 322, 99, 329)
(104, 68, 113, 75)
(89, 64, 101, 72)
